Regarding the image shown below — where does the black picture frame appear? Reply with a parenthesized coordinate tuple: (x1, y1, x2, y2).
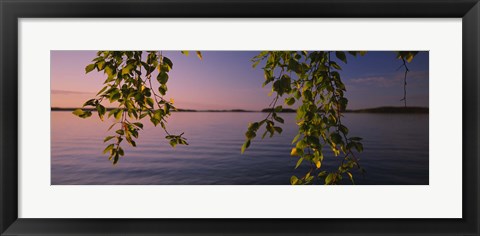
(1, 0, 479, 235)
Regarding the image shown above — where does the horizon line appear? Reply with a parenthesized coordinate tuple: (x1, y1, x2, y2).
(50, 106, 429, 113)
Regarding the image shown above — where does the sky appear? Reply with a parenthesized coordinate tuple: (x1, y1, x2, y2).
(51, 51, 429, 110)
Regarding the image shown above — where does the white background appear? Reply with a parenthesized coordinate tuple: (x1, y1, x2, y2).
(18, 19, 462, 218)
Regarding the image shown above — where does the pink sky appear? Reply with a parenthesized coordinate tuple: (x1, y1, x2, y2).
(51, 51, 273, 110)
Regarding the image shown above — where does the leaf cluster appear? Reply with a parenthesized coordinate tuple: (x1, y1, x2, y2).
(244, 51, 371, 185)
(244, 50, 418, 185)
(73, 51, 197, 164)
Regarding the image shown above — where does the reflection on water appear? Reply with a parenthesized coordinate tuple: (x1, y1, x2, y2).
(51, 111, 428, 185)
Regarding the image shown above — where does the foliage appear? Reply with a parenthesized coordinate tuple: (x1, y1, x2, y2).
(241, 51, 418, 185)
(74, 50, 417, 185)
(73, 51, 200, 164)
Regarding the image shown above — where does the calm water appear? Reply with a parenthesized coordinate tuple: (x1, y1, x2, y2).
(51, 111, 429, 185)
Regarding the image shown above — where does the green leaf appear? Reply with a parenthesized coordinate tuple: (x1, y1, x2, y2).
(296, 105, 305, 120)
(96, 60, 106, 70)
(325, 173, 335, 185)
(347, 172, 355, 184)
(114, 109, 123, 120)
(338, 97, 348, 110)
(104, 66, 114, 78)
(146, 98, 154, 108)
(245, 130, 256, 139)
(96, 104, 106, 120)
(133, 122, 143, 129)
(121, 64, 134, 75)
(335, 51, 347, 64)
(287, 58, 300, 72)
(72, 109, 92, 119)
(163, 57, 173, 70)
(273, 126, 283, 134)
(103, 136, 115, 143)
(285, 97, 295, 106)
(314, 150, 324, 162)
(248, 122, 260, 131)
(92, 56, 104, 62)
(290, 147, 299, 156)
(290, 176, 299, 185)
(126, 136, 136, 147)
(354, 142, 364, 152)
(291, 134, 301, 144)
(294, 90, 301, 100)
(103, 144, 114, 154)
(196, 51, 203, 60)
(318, 171, 327, 178)
(330, 61, 342, 70)
(178, 138, 189, 145)
(150, 117, 160, 126)
(295, 157, 304, 169)
(266, 124, 275, 137)
(113, 153, 120, 164)
(72, 109, 85, 116)
(406, 54, 414, 63)
(83, 99, 96, 107)
(85, 64, 96, 73)
(314, 158, 321, 169)
(109, 90, 121, 102)
(169, 139, 177, 148)
(130, 128, 139, 138)
(117, 147, 124, 156)
(153, 109, 163, 121)
(330, 133, 343, 145)
(157, 71, 169, 84)
(241, 140, 251, 154)
(295, 140, 307, 149)
(273, 115, 284, 124)
(339, 124, 349, 135)
(399, 51, 418, 63)
(158, 85, 167, 95)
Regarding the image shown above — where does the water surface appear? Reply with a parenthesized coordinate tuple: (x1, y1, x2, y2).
(51, 112, 428, 185)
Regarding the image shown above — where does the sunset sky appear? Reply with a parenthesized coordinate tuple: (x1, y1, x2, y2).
(51, 51, 429, 110)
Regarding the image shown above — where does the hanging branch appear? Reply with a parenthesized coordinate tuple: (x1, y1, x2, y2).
(399, 57, 410, 107)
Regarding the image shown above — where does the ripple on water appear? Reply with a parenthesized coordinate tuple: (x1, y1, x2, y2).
(51, 112, 429, 185)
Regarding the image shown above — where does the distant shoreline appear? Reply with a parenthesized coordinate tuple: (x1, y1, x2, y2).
(346, 106, 429, 114)
(51, 106, 428, 114)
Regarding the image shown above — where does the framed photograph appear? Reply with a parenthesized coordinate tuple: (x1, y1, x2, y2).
(1, 0, 479, 235)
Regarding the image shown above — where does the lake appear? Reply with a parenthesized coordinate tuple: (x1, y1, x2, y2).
(51, 111, 429, 185)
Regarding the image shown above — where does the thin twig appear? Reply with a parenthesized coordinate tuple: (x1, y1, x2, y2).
(400, 57, 409, 108)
